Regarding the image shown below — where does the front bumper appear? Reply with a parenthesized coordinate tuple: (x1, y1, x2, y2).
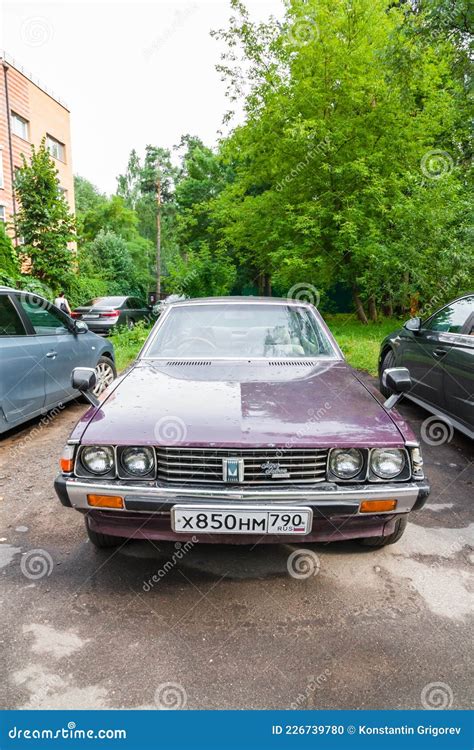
(54, 475, 430, 542)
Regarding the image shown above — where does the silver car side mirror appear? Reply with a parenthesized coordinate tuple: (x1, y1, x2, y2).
(382, 367, 412, 410)
(71, 367, 100, 408)
(73, 320, 89, 334)
(403, 317, 422, 333)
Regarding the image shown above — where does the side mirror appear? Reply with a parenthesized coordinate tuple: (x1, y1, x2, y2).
(71, 367, 100, 408)
(73, 320, 89, 334)
(382, 367, 412, 410)
(403, 317, 422, 333)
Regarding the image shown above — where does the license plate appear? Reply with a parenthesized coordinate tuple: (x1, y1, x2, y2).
(84, 314, 100, 319)
(171, 505, 312, 535)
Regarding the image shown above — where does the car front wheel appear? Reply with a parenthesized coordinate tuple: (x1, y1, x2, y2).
(85, 516, 124, 548)
(358, 516, 408, 548)
(92, 356, 117, 396)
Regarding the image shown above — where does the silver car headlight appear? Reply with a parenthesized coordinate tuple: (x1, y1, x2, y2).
(329, 448, 364, 479)
(371, 448, 405, 479)
(81, 446, 114, 475)
(120, 446, 155, 476)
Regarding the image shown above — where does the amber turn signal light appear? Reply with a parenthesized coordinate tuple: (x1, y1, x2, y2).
(60, 444, 76, 473)
(360, 499, 397, 513)
(87, 494, 124, 509)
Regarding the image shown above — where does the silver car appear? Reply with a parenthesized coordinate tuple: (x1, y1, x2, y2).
(0, 286, 116, 435)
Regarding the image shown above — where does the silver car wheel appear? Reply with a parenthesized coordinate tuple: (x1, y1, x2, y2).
(93, 361, 115, 396)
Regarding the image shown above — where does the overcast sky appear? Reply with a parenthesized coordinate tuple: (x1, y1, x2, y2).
(1, 0, 282, 195)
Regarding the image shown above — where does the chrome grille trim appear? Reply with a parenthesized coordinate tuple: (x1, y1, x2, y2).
(156, 447, 328, 484)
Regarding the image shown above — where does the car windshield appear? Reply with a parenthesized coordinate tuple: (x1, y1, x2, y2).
(84, 297, 126, 307)
(144, 303, 336, 359)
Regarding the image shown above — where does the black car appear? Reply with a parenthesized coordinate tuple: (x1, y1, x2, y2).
(379, 293, 474, 439)
(72, 296, 153, 335)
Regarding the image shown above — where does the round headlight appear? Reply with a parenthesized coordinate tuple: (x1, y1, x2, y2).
(81, 446, 114, 475)
(329, 448, 363, 479)
(121, 447, 155, 476)
(371, 448, 405, 479)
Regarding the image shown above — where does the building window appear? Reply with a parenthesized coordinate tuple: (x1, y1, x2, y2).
(0, 148, 4, 188)
(0, 206, 6, 222)
(46, 135, 65, 162)
(11, 112, 29, 140)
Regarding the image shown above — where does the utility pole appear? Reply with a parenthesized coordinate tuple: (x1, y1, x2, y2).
(156, 169, 161, 297)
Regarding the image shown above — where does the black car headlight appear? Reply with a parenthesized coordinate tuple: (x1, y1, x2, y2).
(81, 446, 115, 475)
(370, 448, 405, 479)
(120, 446, 155, 477)
(329, 448, 364, 479)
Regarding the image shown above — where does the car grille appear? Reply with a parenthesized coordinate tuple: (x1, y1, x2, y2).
(156, 447, 328, 484)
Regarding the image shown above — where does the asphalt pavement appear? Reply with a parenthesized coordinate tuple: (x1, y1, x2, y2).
(0, 379, 472, 710)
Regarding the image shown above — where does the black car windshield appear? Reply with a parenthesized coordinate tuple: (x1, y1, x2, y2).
(84, 297, 126, 307)
(144, 303, 335, 358)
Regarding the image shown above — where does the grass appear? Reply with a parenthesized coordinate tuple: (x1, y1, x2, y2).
(109, 314, 402, 377)
(325, 314, 402, 376)
(109, 321, 152, 371)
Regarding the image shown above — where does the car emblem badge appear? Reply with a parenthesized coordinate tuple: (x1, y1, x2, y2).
(223, 458, 244, 483)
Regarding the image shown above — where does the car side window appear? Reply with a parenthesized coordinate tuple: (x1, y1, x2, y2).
(0, 295, 27, 335)
(18, 295, 71, 335)
(425, 296, 474, 334)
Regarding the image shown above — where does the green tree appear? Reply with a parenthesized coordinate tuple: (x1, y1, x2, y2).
(14, 140, 76, 288)
(0, 222, 19, 283)
(117, 145, 179, 290)
(80, 195, 139, 243)
(74, 175, 106, 214)
(83, 230, 137, 294)
(211, 0, 472, 318)
(167, 244, 236, 297)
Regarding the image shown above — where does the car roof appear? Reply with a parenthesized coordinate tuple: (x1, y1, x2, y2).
(0, 286, 19, 293)
(165, 295, 315, 308)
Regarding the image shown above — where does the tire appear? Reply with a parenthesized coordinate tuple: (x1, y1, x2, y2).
(379, 349, 396, 397)
(127, 319, 135, 330)
(85, 516, 123, 548)
(358, 515, 408, 548)
(92, 356, 117, 397)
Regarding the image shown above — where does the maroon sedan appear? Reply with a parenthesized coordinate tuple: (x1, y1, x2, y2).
(55, 297, 430, 549)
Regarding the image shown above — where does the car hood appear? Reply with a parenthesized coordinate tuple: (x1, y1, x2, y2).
(76, 360, 407, 447)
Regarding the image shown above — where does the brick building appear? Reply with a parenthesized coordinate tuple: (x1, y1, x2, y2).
(0, 52, 74, 241)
